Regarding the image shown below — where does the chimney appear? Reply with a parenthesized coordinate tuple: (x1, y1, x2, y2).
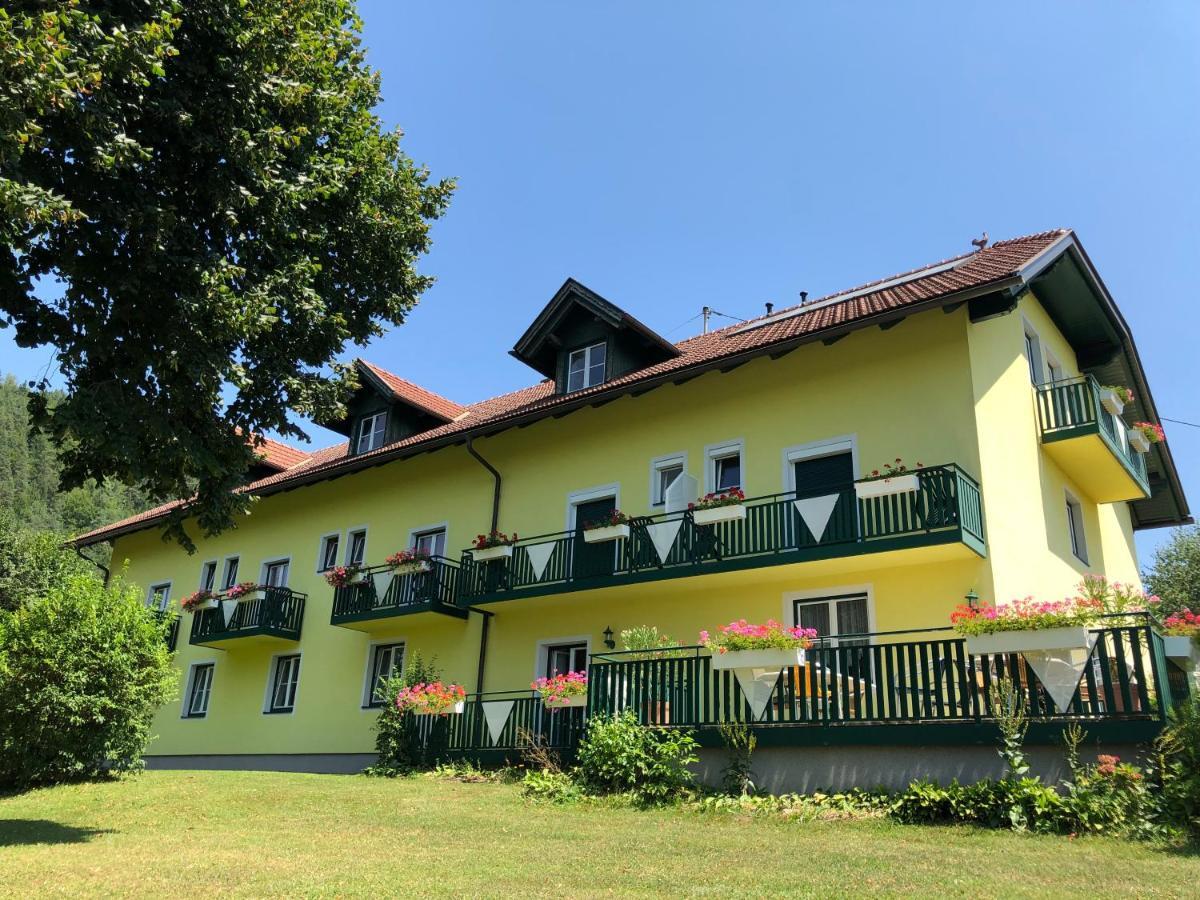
(764, 302, 774, 315)
(800, 291, 809, 303)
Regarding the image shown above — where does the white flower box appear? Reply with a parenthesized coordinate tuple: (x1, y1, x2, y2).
(583, 524, 630, 544)
(413, 701, 465, 716)
(692, 504, 747, 526)
(708, 648, 807, 670)
(196, 597, 218, 611)
(854, 473, 920, 501)
(472, 544, 514, 563)
(543, 694, 587, 709)
(1100, 388, 1125, 416)
(1128, 431, 1151, 454)
(965, 626, 1093, 657)
(1162, 636, 1200, 672)
(391, 561, 431, 576)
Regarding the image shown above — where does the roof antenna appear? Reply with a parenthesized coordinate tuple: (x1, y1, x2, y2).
(971, 231, 989, 251)
(702, 306, 711, 334)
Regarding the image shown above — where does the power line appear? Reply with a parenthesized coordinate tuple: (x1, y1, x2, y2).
(1162, 416, 1200, 430)
(663, 312, 702, 337)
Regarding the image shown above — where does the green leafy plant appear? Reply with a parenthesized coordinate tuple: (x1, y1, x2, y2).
(365, 652, 443, 776)
(619, 626, 689, 660)
(574, 712, 698, 804)
(1064, 754, 1162, 838)
(521, 769, 582, 803)
(1156, 696, 1200, 838)
(989, 677, 1030, 780)
(718, 721, 757, 796)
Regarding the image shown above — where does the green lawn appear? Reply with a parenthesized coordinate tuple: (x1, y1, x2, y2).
(0, 770, 1196, 898)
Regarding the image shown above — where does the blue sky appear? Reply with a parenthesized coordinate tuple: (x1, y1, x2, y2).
(3, 2, 1197, 564)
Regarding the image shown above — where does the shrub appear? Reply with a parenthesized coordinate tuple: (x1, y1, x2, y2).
(366, 651, 443, 776)
(574, 711, 698, 803)
(0, 573, 176, 789)
(1064, 754, 1162, 838)
(1156, 696, 1200, 837)
(718, 721, 756, 796)
(521, 769, 582, 803)
(889, 778, 1067, 832)
(0, 513, 95, 613)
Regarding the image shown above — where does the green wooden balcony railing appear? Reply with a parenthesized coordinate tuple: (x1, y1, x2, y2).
(163, 613, 180, 652)
(189, 586, 306, 646)
(330, 556, 467, 625)
(404, 690, 587, 757)
(1035, 374, 1150, 493)
(457, 463, 985, 604)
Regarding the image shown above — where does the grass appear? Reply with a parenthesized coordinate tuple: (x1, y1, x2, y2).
(1, 771, 1197, 898)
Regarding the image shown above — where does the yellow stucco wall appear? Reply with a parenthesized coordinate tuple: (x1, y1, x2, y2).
(111, 296, 1146, 757)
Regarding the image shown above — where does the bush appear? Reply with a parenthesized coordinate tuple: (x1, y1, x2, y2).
(0, 573, 177, 789)
(365, 651, 443, 776)
(889, 778, 1068, 833)
(1157, 696, 1200, 837)
(0, 512, 96, 613)
(1065, 754, 1162, 838)
(574, 712, 698, 803)
(522, 769, 582, 803)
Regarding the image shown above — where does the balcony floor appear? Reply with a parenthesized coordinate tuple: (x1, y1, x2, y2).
(189, 628, 301, 650)
(332, 603, 469, 631)
(1042, 431, 1149, 502)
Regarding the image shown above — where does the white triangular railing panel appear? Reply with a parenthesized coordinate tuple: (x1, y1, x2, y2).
(525, 543, 556, 582)
(793, 494, 840, 543)
(1025, 634, 1100, 711)
(732, 667, 786, 721)
(481, 700, 515, 745)
(646, 519, 684, 564)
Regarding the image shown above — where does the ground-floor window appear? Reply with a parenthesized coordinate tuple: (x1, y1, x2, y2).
(267, 655, 301, 713)
(365, 643, 405, 708)
(185, 663, 214, 718)
(793, 592, 870, 646)
(544, 642, 588, 677)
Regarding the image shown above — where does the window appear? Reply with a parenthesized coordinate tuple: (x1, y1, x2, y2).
(793, 593, 870, 647)
(200, 561, 217, 592)
(356, 411, 388, 454)
(365, 643, 405, 708)
(1023, 323, 1044, 384)
(263, 559, 290, 587)
(318, 534, 340, 572)
(267, 655, 301, 713)
(566, 342, 607, 392)
(147, 582, 171, 612)
(545, 642, 589, 677)
(347, 529, 367, 566)
(1046, 356, 1063, 384)
(185, 663, 214, 718)
(650, 454, 686, 506)
(705, 440, 744, 494)
(1066, 493, 1088, 564)
(413, 528, 447, 559)
(222, 556, 240, 590)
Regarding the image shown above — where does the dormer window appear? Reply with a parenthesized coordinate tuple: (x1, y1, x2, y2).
(356, 412, 387, 454)
(567, 342, 607, 392)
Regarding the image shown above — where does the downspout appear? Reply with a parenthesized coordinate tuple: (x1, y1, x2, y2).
(74, 545, 110, 586)
(465, 436, 502, 693)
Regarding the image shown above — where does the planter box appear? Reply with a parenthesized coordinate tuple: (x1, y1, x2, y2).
(965, 626, 1093, 657)
(855, 473, 920, 501)
(472, 544, 514, 563)
(692, 504, 747, 526)
(1129, 431, 1151, 454)
(391, 561, 431, 576)
(1162, 636, 1200, 672)
(709, 647, 807, 670)
(543, 694, 587, 709)
(583, 523, 630, 544)
(1100, 388, 1126, 416)
(413, 701, 465, 716)
(195, 597, 218, 611)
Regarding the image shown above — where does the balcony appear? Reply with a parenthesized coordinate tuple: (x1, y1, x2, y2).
(189, 586, 306, 649)
(1035, 375, 1150, 502)
(417, 620, 1172, 759)
(330, 556, 467, 629)
(457, 463, 985, 605)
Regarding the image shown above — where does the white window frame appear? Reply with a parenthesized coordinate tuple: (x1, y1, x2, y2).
(1022, 318, 1045, 384)
(221, 555, 241, 590)
(345, 526, 369, 567)
(356, 411, 388, 454)
(263, 652, 303, 715)
(362, 639, 407, 709)
(649, 452, 687, 507)
(1044, 347, 1064, 385)
(316, 532, 341, 573)
(182, 659, 217, 719)
(704, 439, 745, 495)
(782, 584, 877, 645)
(1065, 491, 1089, 564)
(781, 435, 859, 494)
(198, 560, 218, 591)
(259, 556, 291, 588)
(565, 341, 608, 392)
(146, 581, 172, 611)
(565, 484, 621, 532)
(408, 522, 449, 560)
(534, 634, 592, 683)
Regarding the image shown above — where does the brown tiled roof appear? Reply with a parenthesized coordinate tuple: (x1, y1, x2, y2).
(358, 359, 466, 422)
(253, 436, 311, 471)
(72, 230, 1069, 546)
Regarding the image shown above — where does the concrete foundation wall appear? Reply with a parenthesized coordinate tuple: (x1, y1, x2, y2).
(145, 754, 375, 775)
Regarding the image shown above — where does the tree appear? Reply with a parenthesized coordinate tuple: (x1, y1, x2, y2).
(1145, 526, 1200, 618)
(0, 2, 453, 549)
(0, 510, 97, 613)
(0, 572, 177, 788)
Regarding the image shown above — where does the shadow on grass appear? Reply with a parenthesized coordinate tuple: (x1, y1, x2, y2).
(0, 819, 113, 847)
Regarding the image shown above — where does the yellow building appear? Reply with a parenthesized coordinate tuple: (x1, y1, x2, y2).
(73, 229, 1191, 787)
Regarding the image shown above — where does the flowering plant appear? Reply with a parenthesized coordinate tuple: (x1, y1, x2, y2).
(949, 576, 1159, 636)
(865, 458, 923, 481)
(1132, 422, 1165, 444)
(394, 681, 466, 715)
(620, 625, 689, 660)
(1101, 385, 1134, 404)
(584, 509, 630, 530)
(700, 619, 817, 654)
(180, 589, 214, 612)
(690, 488, 745, 511)
(1162, 609, 1200, 643)
(323, 565, 361, 588)
(473, 529, 516, 550)
(531, 671, 588, 703)
(385, 549, 430, 569)
(223, 581, 260, 599)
